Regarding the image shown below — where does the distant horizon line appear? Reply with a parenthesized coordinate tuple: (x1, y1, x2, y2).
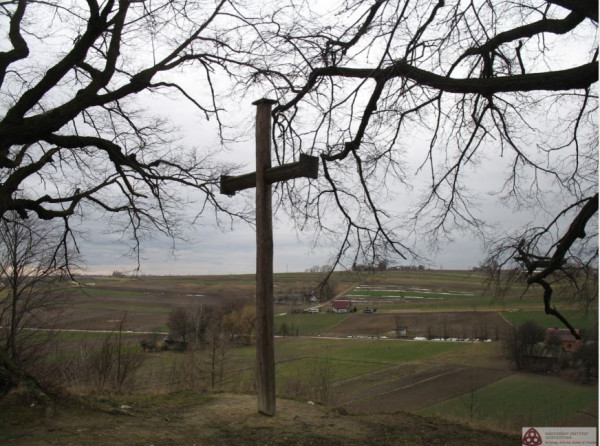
(74, 268, 479, 278)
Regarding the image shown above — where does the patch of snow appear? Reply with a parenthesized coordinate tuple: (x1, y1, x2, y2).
(402, 296, 444, 300)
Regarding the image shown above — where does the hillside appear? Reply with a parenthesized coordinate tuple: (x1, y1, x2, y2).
(0, 392, 519, 445)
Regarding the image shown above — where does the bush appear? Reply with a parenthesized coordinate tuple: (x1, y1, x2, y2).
(63, 315, 145, 393)
(505, 320, 545, 370)
(279, 358, 336, 404)
(574, 323, 598, 382)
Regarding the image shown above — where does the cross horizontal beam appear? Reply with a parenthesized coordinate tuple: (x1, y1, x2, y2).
(220, 153, 319, 196)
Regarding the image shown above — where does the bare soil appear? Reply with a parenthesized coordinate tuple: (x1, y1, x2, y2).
(55, 279, 258, 332)
(52, 274, 350, 332)
(324, 311, 513, 340)
(0, 392, 519, 445)
(52, 307, 168, 332)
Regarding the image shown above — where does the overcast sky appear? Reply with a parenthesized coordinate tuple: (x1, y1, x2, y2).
(75, 202, 505, 275)
(73, 94, 543, 276)
(69, 21, 590, 277)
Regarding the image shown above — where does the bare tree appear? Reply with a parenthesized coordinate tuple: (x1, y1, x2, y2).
(204, 313, 229, 390)
(1, 0, 595, 389)
(505, 319, 545, 370)
(83, 314, 144, 393)
(167, 307, 192, 342)
(0, 0, 271, 389)
(222, 304, 256, 345)
(190, 305, 217, 347)
(0, 0, 265, 259)
(0, 212, 70, 366)
(484, 197, 597, 338)
(241, 0, 597, 333)
(575, 322, 598, 382)
(318, 273, 338, 301)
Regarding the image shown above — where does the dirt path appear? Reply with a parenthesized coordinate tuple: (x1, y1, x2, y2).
(18, 327, 168, 335)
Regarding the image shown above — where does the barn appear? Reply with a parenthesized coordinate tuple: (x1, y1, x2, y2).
(545, 327, 582, 353)
(332, 299, 352, 314)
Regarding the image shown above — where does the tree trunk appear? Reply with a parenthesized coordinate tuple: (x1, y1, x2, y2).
(0, 349, 49, 402)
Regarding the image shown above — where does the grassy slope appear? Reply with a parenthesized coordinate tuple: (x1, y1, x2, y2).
(418, 374, 598, 431)
(0, 392, 520, 446)
(209, 337, 470, 395)
(273, 338, 468, 382)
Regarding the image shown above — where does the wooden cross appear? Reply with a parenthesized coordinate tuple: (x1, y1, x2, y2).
(220, 98, 318, 416)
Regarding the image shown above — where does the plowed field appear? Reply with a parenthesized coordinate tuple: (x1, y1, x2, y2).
(324, 311, 512, 340)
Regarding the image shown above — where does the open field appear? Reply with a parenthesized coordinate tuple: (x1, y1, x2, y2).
(282, 339, 512, 413)
(37, 269, 593, 334)
(336, 364, 512, 413)
(274, 313, 350, 336)
(502, 309, 597, 330)
(46, 272, 358, 332)
(346, 286, 576, 312)
(213, 338, 472, 393)
(136, 335, 594, 433)
(322, 311, 512, 340)
(419, 374, 599, 431)
(8, 270, 596, 437)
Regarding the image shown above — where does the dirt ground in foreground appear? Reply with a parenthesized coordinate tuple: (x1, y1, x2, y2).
(0, 392, 519, 446)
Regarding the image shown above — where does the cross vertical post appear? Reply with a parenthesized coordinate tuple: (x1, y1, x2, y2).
(253, 98, 277, 416)
(219, 99, 318, 417)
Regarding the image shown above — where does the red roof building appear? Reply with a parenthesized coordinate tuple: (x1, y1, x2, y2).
(332, 299, 352, 313)
(545, 328, 582, 353)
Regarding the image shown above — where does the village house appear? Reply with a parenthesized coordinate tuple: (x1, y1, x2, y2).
(332, 299, 352, 313)
(545, 327, 582, 353)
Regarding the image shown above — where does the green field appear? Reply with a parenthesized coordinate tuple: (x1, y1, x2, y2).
(274, 313, 349, 335)
(419, 374, 598, 431)
(220, 337, 472, 398)
(276, 357, 386, 385)
(502, 310, 597, 330)
(327, 339, 466, 363)
(273, 337, 467, 363)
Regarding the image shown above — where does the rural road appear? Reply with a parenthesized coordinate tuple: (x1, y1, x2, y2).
(15, 327, 168, 335)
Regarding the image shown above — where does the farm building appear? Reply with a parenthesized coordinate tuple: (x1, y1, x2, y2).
(332, 299, 352, 313)
(545, 327, 582, 352)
